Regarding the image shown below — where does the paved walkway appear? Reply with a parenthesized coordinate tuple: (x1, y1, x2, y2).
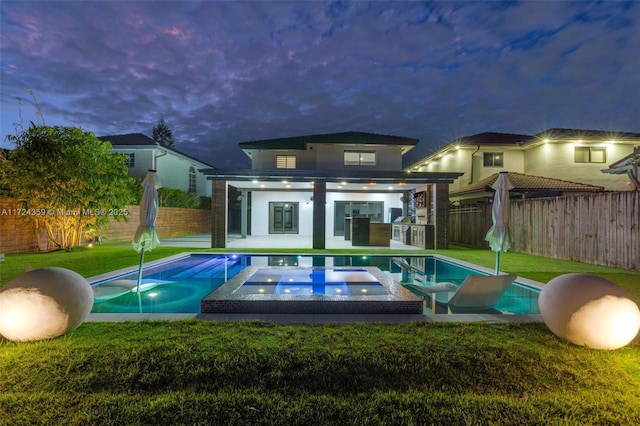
(160, 233, 421, 250)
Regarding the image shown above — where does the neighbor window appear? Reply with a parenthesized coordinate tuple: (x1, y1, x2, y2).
(574, 147, 606, 163)
(344, 150, 376, 166)
(276, 155, 296, 169)
(125, 153, 135, 168)
(188, 166, 196, 193)
(483, 152, 503, 167)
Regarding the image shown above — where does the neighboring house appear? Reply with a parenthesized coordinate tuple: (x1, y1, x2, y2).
(407, 129, 640, 196)
(201, 131, 462, 249)
(99, 133, 213, 198)
(602, 146, 640, 191)
(449, 172, 604, 205)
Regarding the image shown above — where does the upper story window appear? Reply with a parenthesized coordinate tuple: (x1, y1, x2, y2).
(188, 166, 196, 193)
(125, 153, 135, 168)
(276, 155, 296, 169)
(483, 152, 503, 167)
(574, 147, 606, 163)
(344, 150, 376, 166)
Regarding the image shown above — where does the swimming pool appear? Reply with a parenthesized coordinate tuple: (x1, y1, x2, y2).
(89, 253, 542, 315)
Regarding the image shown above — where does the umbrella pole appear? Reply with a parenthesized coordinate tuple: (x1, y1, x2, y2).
(136, 241, 145, 294)
(495, 251, 500, 275)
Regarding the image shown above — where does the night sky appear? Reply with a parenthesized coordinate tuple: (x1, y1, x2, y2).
(1, 1, 639, 168)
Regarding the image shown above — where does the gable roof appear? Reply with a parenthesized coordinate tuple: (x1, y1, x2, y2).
(99, 133, 158, 146)
(450, 172, 604, 198)
(239, 131, 418, 152)
(602, 146, 640, 173)
(99, 133, 214, 168)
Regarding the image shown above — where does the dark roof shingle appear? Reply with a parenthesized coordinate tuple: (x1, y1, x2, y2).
(452, 132, 532, 146)
(239, 131, 418, 150)
(98, 133, 158, 146)
(451, 172, 604, 196)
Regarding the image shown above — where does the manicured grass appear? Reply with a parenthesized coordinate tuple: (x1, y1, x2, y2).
(1, 321, 639, 424)
(1, 241, 639, 423)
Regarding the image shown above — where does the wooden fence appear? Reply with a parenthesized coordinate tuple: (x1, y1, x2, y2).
(449, 191, 639, 271)
(0, 198, 211, 254)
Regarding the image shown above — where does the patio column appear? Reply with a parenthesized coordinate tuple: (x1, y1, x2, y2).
(433, 183, 449, 249)
(211, 180, 227, 248)
(240, 189, 248, 238)
(312, 180, 326, 249)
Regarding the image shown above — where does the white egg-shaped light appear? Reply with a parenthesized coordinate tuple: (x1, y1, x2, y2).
(538, 273, 640, 350)
(0, 267, 94, 342)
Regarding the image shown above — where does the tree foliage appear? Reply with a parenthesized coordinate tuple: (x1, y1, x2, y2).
(1, 124, 137, 251)
(158, 187, 200, 208)
(152, 117, 175, 148)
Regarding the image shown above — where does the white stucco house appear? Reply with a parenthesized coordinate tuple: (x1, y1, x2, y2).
(407, 129, 640, 199)
(201, 132, 462, 249)
(99, 133, 213, 198)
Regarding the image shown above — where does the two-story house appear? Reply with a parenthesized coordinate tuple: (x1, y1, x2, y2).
(407, 129, 640, 204)
(201, 132, 462, 249)
(99, 133, 213, 198)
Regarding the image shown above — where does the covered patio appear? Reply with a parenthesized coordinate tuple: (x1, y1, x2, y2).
(201, 169, 462, 250)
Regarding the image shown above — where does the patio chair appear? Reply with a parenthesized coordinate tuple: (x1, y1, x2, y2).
(403, 273, 517, 312)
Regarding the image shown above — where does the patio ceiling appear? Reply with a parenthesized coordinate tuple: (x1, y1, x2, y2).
(200, 168, 463, 192)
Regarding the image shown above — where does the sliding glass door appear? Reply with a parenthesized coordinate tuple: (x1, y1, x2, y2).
(334, 201, 384, 236)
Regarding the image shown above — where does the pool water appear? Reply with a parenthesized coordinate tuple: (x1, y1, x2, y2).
(90, 254, 541, 314)
(234, 268, 388, 296)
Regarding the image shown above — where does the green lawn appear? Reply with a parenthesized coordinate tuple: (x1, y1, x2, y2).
(1, 321, 639, 424)
(1, 242, 639, 424)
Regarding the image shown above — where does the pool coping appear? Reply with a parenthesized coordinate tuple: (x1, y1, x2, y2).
(86, 252, 545, 323)
(201, 265, 424, 314)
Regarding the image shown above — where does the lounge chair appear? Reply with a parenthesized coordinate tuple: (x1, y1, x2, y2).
(403, 273, 517, 312)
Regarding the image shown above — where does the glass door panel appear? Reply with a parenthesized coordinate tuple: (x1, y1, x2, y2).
(269, 202, 299, 234)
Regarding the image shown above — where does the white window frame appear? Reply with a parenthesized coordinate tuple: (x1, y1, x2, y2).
(125, 153, 135, 168)
(188, 166, 197, 193)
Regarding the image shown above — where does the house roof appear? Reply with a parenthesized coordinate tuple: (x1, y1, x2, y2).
(601, 146, 640, 174)
(99, 133, 215, 168)
(450, 132, 532, 147)
(450, 172, 604, 197)
(406, 132, 531, 170)
(99, 133, 158, 146)
(238, 131, 419, 151)
(533, 128, 640, 141)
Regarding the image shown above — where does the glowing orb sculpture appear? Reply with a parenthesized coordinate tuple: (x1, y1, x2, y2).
(0, 267, 94, 342)
(538, 273, 640, 350)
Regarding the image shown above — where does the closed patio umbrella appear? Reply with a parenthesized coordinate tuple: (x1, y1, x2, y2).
(484, 172, 514, 275)
(133, 170, 161, 293)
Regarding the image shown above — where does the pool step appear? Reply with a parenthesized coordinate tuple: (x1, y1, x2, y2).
(170, 256, 238, 279)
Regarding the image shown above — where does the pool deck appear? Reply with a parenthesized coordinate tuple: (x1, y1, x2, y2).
(86, 234, 544, 324)
(86, 312, 543, 323)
